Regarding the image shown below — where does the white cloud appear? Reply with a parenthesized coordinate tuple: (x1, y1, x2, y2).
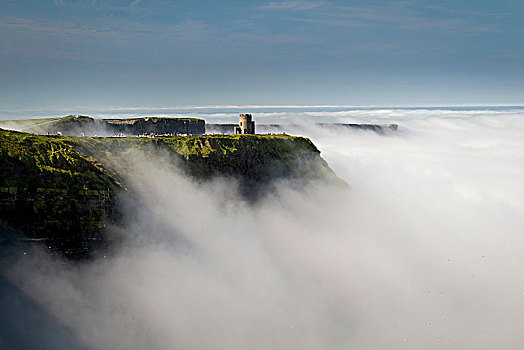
(260, 1, 326, 11)
(51, 0, 142, 12)
(0, 14, 211, 63)
(5, 109, 524, 349)
(129, 0, 141, 11)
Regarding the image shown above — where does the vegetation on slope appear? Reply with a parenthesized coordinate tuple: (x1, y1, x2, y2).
(0, 129, 120, 191)
(67, 134, 339, 192)
(0, 129, 122, 258)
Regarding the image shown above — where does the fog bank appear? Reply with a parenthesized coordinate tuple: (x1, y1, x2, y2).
(4, 110, 524, 349)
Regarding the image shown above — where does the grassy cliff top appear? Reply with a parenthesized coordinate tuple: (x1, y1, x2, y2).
(1, 129, 339, 194)
(0, 129, 121, 191)
(161, 134, 319, 157)
(66, 134, 319, 165)
(1, 128, 319, 161)
(71, 133, 316, 153)
(66, 134, 335, 191)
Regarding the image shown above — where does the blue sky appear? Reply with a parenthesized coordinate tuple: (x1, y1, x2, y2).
(1, 0, 524, 112)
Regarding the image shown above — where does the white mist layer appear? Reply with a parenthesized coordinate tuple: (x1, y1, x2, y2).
(9, 111, 524, 349)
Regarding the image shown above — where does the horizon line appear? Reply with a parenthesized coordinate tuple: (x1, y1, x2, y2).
(3, 104, 524, 113)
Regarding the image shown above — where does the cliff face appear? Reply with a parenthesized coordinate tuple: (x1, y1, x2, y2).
(0, 115, 206, 136)
(70, 134, 344, 196)
(104, 117, 205, 135)
(0, 129, 122, 258)
(1, 129, 344, 258)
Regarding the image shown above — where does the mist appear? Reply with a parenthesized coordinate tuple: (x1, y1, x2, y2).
(4, 110, 524, 349)
(0, 118, 119, 137)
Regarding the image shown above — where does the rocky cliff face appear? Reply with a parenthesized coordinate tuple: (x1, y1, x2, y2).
(0, 115, 205, 136)
(70, 134, 343, 194)
(1, 129, 344, 258)
(104, 117, 205, 135)
(0, 129, 121, 258)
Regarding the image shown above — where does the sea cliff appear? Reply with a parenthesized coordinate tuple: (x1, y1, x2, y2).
(1, 129, 344, 258)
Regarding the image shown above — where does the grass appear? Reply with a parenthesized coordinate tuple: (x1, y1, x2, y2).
(1, 127, 331, 192)
(0, 129, 120, 191)
(67, 133, 319, 161)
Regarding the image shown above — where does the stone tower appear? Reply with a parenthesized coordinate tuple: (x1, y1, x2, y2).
(234, 114, 255, 134)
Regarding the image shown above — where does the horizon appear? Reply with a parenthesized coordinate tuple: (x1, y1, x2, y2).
(3, 104, 524, 127)
(3, 104, 524, 121)
(4, 103, 524, 118)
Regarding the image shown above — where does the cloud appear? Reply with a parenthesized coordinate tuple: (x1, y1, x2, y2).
(0, 15, 212, 63)
(261, 1, 500, 35)
(51, 0, 142, 12)
(129, 0, 141, 12)
(3, 109, 524, 349)
(259, 1, 326, 11)
(54, 0, 65, 8)
(0, 16, 118, 37)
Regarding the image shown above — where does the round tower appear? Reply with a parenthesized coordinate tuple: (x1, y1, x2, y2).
(238, 114, 255, 134)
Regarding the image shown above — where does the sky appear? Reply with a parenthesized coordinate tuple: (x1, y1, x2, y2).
(1, 0, 524, 112)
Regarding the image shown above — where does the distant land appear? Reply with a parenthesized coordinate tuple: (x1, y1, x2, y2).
(0, 115, 205, 137)
(0, 115, 398, 136)
(207, 123, 398, 135)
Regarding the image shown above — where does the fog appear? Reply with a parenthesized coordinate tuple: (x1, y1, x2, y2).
(0, 118, 119, 137)
(4, 109, 524, 349)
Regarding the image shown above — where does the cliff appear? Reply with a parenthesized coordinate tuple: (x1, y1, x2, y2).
(68, 134, 341, 191)
(0, 129, 122, 258)
(104, 117, 205, 135)
(1, 129, 344, 258)
(0, 115, 205, 136)
(207, 123, 398, 134)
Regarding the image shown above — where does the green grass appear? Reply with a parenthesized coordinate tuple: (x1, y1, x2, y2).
(0, 129, 121, 191)
(68, 133, 318, 160)
(1, 127, 337, 193)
